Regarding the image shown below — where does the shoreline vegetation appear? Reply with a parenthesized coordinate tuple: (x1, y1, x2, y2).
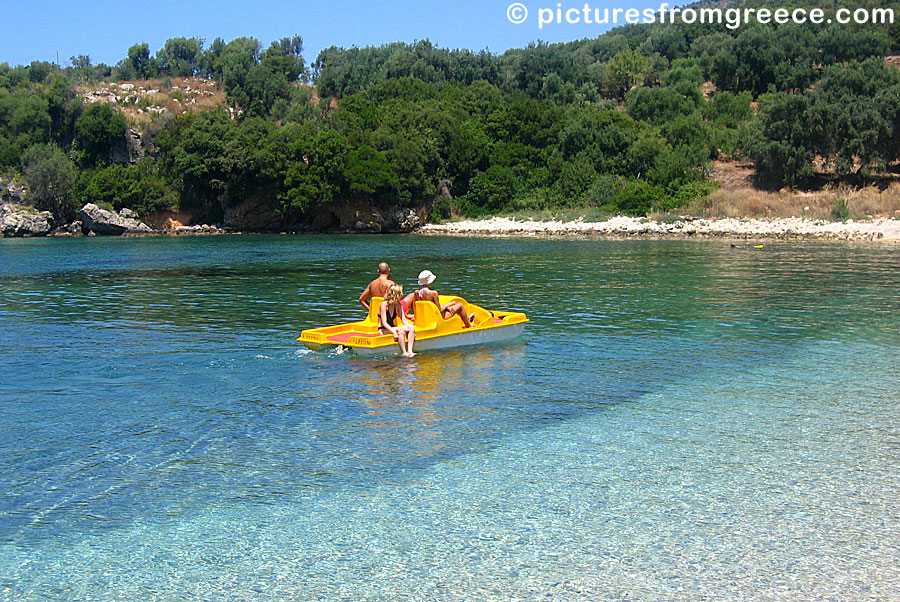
(4, 1, 900, 239)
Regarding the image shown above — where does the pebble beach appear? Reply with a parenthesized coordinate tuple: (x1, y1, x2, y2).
(420, 215, 900, 241)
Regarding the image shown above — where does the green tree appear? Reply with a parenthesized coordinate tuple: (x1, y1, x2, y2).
(626, 85, 701, 125)
(641, 25, 688, 62)
(742, 92, 815, 188)
(235, 35, 307, 118)
(0, 89, 51, 165)
(124, 43, 157, 79)
(279, 127, 348, 216)
(556, 154, 599, 204)
(662, 59, 704, 87)
(216, 37, 262, 110)
(343, 145, 398, 198)
(198, 37, 226, 79)
(27, 61, 55, 84)
(604, 49, 651, 99)
(21, 143, 77, 222)
(155, 108, 237, 210)
(69, 55, 98, 83)
(447, 120, 490, 194)
(660, 112, 713, 163)
(627, 130, 671, 181)
(558, 108, 639, 175)
(466, 165, 516, 213)
(47, 76, 79, 146)
(261, 35, 306, 82)
(818, 25, 890, 65)
(702, 91, 753, 128)
(807, 59, 900, 176)
(613, 179, 665, 216)
(75, 161, 176, 215)
(157, 37, 204, 77)
(74, 103, 127, 167)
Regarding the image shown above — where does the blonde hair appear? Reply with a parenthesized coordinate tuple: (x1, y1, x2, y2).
(384, 284, 404, 305)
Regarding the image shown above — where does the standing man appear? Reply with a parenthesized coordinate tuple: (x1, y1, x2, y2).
(359, 262, 395, 311)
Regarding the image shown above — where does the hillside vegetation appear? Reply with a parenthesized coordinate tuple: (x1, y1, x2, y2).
(2, 0, 900, 230)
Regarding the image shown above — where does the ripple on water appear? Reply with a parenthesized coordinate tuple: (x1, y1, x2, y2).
(1, 236, 899, 600)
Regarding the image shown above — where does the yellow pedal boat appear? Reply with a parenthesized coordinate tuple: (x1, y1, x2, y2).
(298, 295, 528, 356)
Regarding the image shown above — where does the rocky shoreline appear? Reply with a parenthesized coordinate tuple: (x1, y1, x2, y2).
(0, 201, 228, 237)
(4, 200, 900, 241)
(419, 215, 900, 241)
(0, 196, 423, 238)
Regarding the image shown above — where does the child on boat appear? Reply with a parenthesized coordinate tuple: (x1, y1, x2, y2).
(379, 284, 417, 357)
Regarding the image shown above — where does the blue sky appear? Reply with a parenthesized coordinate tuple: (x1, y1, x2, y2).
(1, 0, 660, 70)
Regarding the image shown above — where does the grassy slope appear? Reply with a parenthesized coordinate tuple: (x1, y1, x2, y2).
(77, 77, 229, 125)
(692, 161, 900, 221)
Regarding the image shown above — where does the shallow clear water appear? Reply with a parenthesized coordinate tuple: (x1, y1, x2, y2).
(1, 235, 899, 601)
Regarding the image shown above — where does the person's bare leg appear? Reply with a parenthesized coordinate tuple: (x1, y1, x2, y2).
(449, 302, 471, 327)
(406, 326, 416, 356)
(401, 330, 412, 356)
(442, 302, 469, 327)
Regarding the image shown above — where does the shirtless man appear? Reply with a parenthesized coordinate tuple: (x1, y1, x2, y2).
(402, 269, 473, 328)
(359, 262, 395, 311)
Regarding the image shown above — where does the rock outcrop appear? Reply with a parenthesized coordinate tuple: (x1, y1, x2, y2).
(312, 200, 423, 233)
(0, 180, 27, 205)
(223, 196, 283, 232)
(53, 220, 84, 236)
(387, 207, 421, 232)
(125, 128, 145, 163)
(330, 200, 386, 232)
(172, 224, 226, 235)
(0, 203, 53, 237)
(78, 204, 155, 235)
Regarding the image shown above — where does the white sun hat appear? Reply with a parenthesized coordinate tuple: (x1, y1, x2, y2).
(418, 270, 436, 286)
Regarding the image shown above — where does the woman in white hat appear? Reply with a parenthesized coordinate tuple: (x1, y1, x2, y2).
(403, 269, 472, 328)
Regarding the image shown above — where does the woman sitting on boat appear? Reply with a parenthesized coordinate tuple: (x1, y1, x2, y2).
(379, 284, 417, 357)
(403, 270, 473, 328)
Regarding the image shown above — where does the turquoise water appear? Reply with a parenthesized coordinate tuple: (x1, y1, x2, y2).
(1, 235, 899, 601)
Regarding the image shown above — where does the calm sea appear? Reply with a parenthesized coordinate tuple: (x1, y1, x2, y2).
(1, 235, 899, 601)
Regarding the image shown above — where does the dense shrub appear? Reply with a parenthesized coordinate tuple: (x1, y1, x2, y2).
(3, 6, 899, 225)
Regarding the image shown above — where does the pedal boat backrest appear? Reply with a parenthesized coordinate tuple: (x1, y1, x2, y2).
(366, 297, 384, 324)
(413, 300, 440, 331)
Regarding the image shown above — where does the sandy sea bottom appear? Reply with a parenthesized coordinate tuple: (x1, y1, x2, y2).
(1, 235, 898, 600)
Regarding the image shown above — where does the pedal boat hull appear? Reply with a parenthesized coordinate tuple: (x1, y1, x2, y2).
(297, 295, 528, 356)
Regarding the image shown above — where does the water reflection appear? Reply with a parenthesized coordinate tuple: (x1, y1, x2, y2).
(337, 345, 529, 467)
